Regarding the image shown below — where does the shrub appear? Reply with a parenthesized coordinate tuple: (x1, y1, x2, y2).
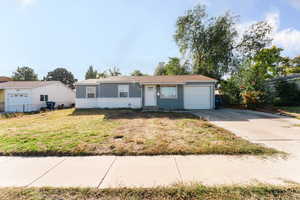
(274, 80, 300, 106)
(241, 91, 265, 108)
(219, 79, 242, 105)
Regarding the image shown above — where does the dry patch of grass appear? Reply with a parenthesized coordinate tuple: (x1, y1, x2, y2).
(277, 106, 300, 120)
(0, 109, 280, 156)
(0, 112, 25, 119)
(1, 184, 300, 200)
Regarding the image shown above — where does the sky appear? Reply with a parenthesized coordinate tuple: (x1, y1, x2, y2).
(1, 0, 300, 80)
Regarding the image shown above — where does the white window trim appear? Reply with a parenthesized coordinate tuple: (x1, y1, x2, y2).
(118, 84, 129, 98)
(160, 85, 178, 99)
(86, 87, 97, 99)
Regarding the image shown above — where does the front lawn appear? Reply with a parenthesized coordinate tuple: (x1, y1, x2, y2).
(277, 106, 300, 119)
(0, 109, 279, 156)
(1, 185, 300, 200)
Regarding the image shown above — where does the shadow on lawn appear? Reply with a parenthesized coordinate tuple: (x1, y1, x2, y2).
(69, 109, 197, 120)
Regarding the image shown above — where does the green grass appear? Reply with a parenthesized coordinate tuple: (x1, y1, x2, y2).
(0, 109, 281, 156)
(1, 184, 300, 200)
(277, 106, 300, 119)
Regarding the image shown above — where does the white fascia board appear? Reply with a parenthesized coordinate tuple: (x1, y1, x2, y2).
(75, 83, 99, 86)
(140, 82, 185, 85)
(185, 80, 217, 83)
(0, 87, 33, 89)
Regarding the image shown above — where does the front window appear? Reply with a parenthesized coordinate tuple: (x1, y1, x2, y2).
(118, 85, 129, 98)
(86, 87, 96, 98)
(160, 86, 177, 99)
(40, 95, 48, 101)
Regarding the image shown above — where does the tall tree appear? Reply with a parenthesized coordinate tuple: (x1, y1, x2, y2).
(154, 62, 166, 75)
(238, 21, 273, 59)
(131, 70, 145, 76)
(252, 46, 288, 78)
(44, 68, 76, 89)
(292, 56, 300, 67)
(154, 58, 190, 75)
(164, 57, 190, 75)
(174, 4, 238, 80)
(287, 56, 300, 74)
(108, 67, 121, 76)
(12, 66, 38, 81)
(85, 65, 98, 80)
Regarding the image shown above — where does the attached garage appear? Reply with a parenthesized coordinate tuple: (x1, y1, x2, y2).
(184, 85, 213, 109)
(6, 91, 32, 112)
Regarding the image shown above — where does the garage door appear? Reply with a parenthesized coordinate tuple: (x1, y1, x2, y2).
(184, 86, 211, 109)
(7, 93, 31, 112)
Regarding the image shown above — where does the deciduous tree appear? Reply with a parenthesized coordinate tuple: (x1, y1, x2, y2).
(44, 68, 77, 89)
(12, 66, 38, 81)
(238, 21, 273, 59)
(174, 5, 237, 80)
(154, 58, 190, 75)
(131, 70, 145, 76)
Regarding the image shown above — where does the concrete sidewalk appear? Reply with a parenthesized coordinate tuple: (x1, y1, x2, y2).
(1, 109, 300, 188)
(0, 153, 300, 188)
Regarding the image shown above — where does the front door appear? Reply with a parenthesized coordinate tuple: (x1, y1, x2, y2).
(145, 85, 157, 106)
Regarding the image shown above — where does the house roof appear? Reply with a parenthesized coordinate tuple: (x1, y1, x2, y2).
(0, 76, 12, 82)
(0, 81, 62, 89)
(76, 75, 217, 85)
(269, 73, 300, 83)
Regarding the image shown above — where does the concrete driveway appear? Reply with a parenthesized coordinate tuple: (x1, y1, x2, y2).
(0, 109, 300, 188)
(192, 108, 300, 154)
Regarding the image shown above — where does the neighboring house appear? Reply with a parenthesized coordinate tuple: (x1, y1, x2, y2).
(269, 73, 300, 89)
(0, 81, 75, 112)
(0, 76, 12, 83)
(75, 75, 217, 110)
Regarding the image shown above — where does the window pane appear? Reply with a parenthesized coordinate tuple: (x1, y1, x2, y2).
(118, 85, 129, 92)
(45, 95, 49, 102)
(40, 95, 44, 101)
(87, 93, 95, 98)
(86, 87, 96, 93)
(119, 92, 128, 98)
(118, 85, 129, 98)
(86, 87, 96, 98)
(160, 87, 177, 98)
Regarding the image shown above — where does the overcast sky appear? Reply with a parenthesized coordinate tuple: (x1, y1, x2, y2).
(1, 0, 300, 80)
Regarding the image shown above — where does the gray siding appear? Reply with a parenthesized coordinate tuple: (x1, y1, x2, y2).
(157, 85, 184, 110)
(142, 85, 145, 106)
(100, 83, 118, 97)
(76, 83, 142, 98)
(76, 85, 86, 98)
(76, 85, 100, 98)
(129, 83, 142, 97)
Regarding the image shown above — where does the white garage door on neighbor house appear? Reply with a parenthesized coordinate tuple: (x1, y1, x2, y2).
(6, 91, 32, 112)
